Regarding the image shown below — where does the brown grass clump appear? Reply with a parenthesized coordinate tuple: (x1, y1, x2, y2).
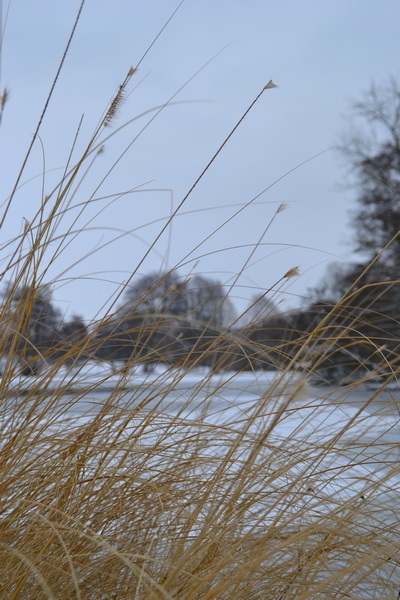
(1, 364, 399, 599)
(0, 5, 399, 599)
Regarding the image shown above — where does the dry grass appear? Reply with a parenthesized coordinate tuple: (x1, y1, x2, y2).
(0, 5, 399, 599)
(1, 361, 399, 599)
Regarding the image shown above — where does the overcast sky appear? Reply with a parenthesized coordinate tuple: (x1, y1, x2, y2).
(1, 1, 399, 321)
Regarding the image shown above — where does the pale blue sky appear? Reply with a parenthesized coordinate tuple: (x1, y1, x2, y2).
(1, 1, 399, 320)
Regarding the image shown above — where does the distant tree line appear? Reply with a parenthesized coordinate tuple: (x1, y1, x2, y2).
(0, 273, 314, 377)
(0, 273, 357, 381)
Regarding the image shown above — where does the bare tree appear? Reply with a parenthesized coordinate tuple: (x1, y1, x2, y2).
(308, 80, 400, 377)
(123, 271, 187, 316)
(340, 78, 400, 266)
(185, 275, 236, 328)
(93, 271, 238, 370)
